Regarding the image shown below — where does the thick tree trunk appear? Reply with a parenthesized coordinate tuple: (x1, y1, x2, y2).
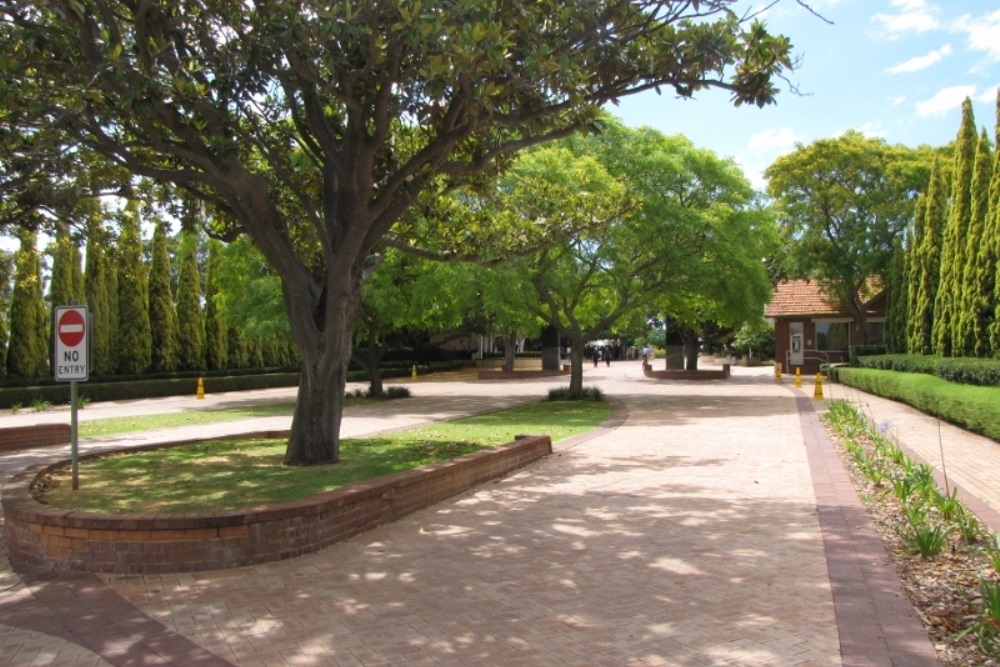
(359, 337, 386, 397)
(282, 262, 363, 466)
(502, 333, 517, 373)
(568, 343, 586, 397)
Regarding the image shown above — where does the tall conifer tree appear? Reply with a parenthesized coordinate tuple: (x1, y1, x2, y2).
(175, 232, 205, 371)
(0, 251, 15, 377)
(84, 220, 116, 375)
(933, 98, 976, 356)
(885, 240, 907, 353)
(963, 127, 994, 356)
(48, 224, 78, 310)
(203, 239, 228, 371)
(116, 204, 152, 374)
(6, 230, 49, 378)
(905, 195, 927, 353)
(910, 159, 949, 355)
(148, 220, 178, 372)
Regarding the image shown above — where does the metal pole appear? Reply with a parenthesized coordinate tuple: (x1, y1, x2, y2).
(70, 380, 79, 490)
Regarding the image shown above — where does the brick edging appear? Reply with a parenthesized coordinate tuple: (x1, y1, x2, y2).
(792, 390, 939, 666)
(2, 434, 552, 575)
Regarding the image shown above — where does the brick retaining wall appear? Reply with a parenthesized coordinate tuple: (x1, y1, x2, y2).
(642, 363, 731, 380)
(0, 424, 71, 454)
(2, 435, 552, 574)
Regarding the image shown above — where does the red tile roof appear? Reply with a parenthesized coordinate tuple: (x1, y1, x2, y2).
(764, 279, 886, 318)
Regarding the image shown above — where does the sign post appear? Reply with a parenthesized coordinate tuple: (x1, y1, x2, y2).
(54, 306, 90, 490)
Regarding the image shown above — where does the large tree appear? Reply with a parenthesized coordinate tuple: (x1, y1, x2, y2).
(3, 1, 795, 464)
(766, 131, 931, 344)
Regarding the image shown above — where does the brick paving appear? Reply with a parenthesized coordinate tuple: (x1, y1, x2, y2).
(1, 364, 997, 666)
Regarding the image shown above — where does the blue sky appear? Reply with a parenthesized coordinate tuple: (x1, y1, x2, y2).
(609, 0, 1000, 188)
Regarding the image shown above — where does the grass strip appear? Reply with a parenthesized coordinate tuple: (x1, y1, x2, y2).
(40, 399, 609, 514)
(837, 368, 1000, 442)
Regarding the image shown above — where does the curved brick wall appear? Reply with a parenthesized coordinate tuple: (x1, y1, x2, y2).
(2, 434, 552, 574)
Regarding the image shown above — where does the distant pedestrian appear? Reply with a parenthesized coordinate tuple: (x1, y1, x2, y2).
(642, 345, 651, 365)
(605, 347, 611, 367)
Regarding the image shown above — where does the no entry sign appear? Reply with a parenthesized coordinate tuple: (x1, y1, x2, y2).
(54, 306, 89, 381)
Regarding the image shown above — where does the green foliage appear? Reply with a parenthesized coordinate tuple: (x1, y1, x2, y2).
(837, 367, 1000, 442)
(115, 204, 151, 374)
(934, 98, 977, 357)
(902, 521, 949, 559)
(203, 239, 228, 371)
(148, 221, 178, 372)
(175, 232, 206, 371)
(6, 229, 49, 378)
(855, 354, 1000, 387)
(47, 225, 78, 310)
(4, 0, 797, 464)
(767, 132, 931, 343)
(31, 398, 51, 412)
(84, 220, 117, 375)
(960, 127, 994, 357)
(0, 249, 13, 377)
(907, 159, 950, 355)
(548, 385, 605, 402)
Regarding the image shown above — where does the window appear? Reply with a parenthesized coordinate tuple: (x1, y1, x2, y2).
(866, 320, 885, 344)
(815, 321, 850, 351)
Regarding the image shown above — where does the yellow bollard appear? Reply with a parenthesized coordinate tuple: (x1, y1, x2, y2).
(196, 377, 205, 399)
(774, 362, 782, 382)
(794, 367, 802, 388)
(813, 373, 824, 400)
(411, 364, 418, 379)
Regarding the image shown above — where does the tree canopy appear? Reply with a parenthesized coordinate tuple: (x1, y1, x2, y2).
(2, 0, 797, 464)
(766, 131, 935, 342)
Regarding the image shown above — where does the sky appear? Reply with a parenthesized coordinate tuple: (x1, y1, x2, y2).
(609, 0, 1000, 188)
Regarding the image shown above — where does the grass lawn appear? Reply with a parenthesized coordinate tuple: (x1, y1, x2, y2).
(40, 400, 609, 514)
(79, 402, 298, 438)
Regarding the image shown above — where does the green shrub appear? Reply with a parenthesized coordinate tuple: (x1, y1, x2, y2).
(856, 354, 1000, 387)
(548, 386, 605, 402)
(837, 368, 1000, 442)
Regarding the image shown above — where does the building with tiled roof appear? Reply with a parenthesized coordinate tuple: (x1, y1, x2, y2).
(766, 279, 886, 374)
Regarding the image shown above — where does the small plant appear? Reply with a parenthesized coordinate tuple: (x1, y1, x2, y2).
(987, 535, 1000, 573)
(548, 386, 605, 402)
(959, 577, 1000, 655)
(382, 386, 411, 400)
(10, 402, 22, 415)
(892, 475, 919, 503)
(956, 511, 984, 544)
(903, 522, 949, 559)
(346, 388, 367, 398)
(74, 394, 91, 410)
(929, 487, 964, 521)
(902, 502, 929, 531)
(32, 399, 52, 413)
(857, 458, 887, 487)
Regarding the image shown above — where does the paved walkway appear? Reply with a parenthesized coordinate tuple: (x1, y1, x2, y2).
(0, 363, 998, 666)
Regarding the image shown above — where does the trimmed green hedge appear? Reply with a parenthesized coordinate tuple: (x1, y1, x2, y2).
(855, 354, 1000, 387)
(836, 367, 1000, 442)
(0, 365, 444, 410)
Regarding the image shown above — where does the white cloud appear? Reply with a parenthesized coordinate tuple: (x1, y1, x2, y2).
(872, 0, 940, 37)
(855, 122, 888, 138)
(953, 10, 1000, 61)
(891, 96, 907, 106)
(977, 87, 999, 104)
(885, 44, 951, 73)
(915, 85, 976, 117)
(745, 127, 800, 154)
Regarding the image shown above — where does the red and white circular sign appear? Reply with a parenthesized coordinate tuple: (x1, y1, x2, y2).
(57, 308, 86, 348)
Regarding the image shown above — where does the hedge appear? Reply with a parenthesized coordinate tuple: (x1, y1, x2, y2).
(836, 367, 1000, 443)
(854, 354, 1000, 387)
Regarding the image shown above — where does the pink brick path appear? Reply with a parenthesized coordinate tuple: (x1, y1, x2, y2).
(2, 363, 996, 666)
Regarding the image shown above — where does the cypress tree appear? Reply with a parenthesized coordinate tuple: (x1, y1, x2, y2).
(905, 195, 927, 354)
(203, 239, 228, 371)
(885, 240, 907, 353)
(964, 127, 994, 356)
(227, 328, 248, 369)
(6, 229, 49, 378)
(84, 219, 116, 375)
(933, 98, 977, 357)
(48, 224, 78, 310)
(0, 250, 14, 377)
(175, 231, 206, 371)
(910, 159, 949, 355)
(116, 204, 152, 374)
(148, 220, 178, 372)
